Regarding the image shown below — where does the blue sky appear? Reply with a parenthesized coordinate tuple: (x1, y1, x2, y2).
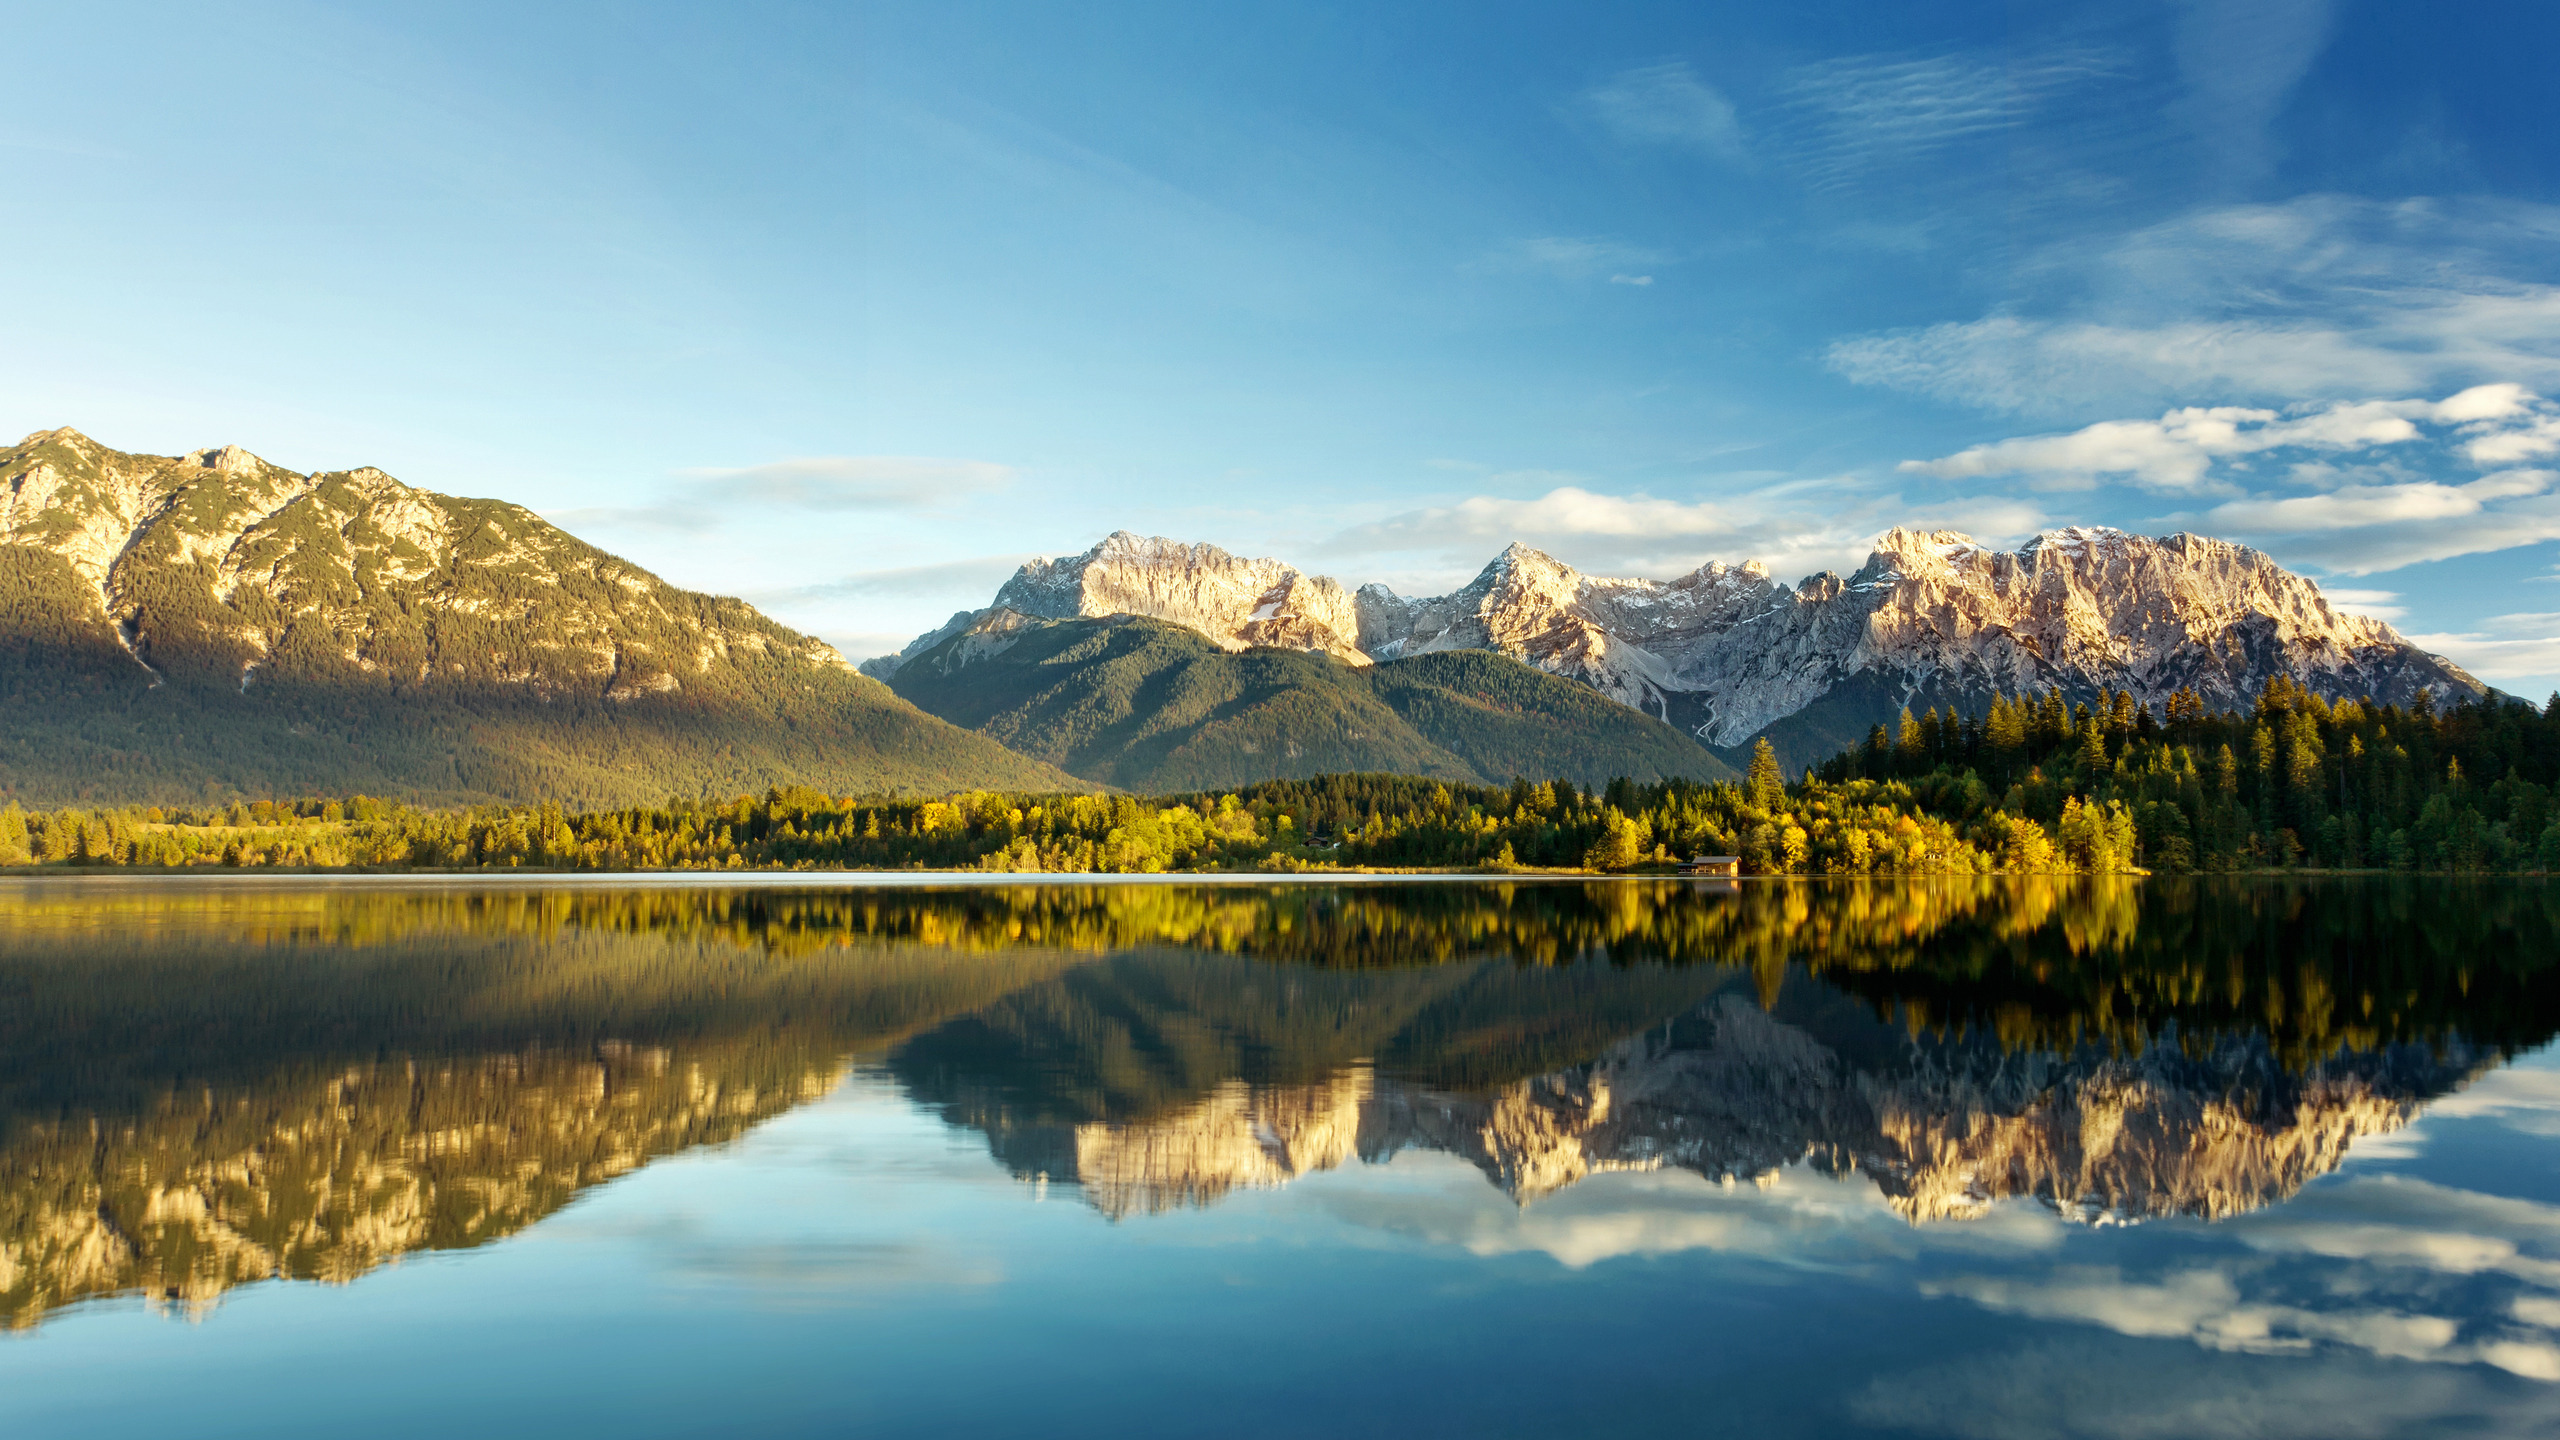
(8, 1, 2560, 694)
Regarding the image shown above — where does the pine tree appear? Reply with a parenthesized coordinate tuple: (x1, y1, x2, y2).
(1986, 696, 2027, 756)
(2076, 715, 2108, 771)
(2036, 690, 2070, 743)
(1862, 724, 1891, 779)
(1748, 738, 1785, 809)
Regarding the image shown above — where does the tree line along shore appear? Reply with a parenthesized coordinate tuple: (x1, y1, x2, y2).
(3, 682, 2556, 877)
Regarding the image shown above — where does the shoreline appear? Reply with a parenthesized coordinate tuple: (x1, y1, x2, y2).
(0, 867, 2535, 888)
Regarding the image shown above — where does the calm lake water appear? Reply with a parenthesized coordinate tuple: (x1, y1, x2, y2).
(3, 875, 2558, 1438)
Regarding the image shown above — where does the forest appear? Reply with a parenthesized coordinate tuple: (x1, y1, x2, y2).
(1, 682, 2554, 876)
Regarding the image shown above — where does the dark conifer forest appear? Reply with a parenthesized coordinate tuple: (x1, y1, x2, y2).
(5, 681, 2553, 876)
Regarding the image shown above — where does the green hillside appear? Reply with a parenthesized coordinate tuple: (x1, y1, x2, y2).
(0, 428, 1081, 806)
(884, 612, 1736, 790)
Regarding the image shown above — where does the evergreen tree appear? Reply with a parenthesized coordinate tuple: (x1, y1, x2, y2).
(2076, 715, 2108, 771)
(1748, 738, 1785, 808)
(2036, 690, 2070, 743)
(1986, 695, 2026, 757)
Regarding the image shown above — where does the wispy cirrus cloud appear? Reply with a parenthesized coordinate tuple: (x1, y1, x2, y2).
(1317, 479, 2044, 592)
(2403, 613, 2560, 685)
(2169, 0, 2339, 185)
(2313, 587, 2406, 622)
(1928, 1172, 2560, 1382)
(1903, 387, 2534, 492)
(746, 553, 1034, 606)
(1901, 386, 2560, 577)
(1830, 197, 2560, 415)
(1583, 62, 1745, 163)
(1774, 47, 2122, 192)
(550, 455, 1016, 532)
(2271, 500, 2560, 576)
(2207, 471, 2555, 534)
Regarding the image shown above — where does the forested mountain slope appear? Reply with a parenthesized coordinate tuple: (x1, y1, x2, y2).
(882, 610, 1735, 790)
(0, 428, 1078, 805)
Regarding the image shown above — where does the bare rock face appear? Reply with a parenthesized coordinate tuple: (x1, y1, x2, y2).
(863, 531, 1367, 678)
(870, 525, 2485, 750)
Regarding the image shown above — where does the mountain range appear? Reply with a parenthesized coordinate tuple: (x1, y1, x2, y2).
(869, 528, 2488, 771)
(0, 428, 1076, 805)
(1, 424, 2497, 804)
(879, 611, 1735, 790)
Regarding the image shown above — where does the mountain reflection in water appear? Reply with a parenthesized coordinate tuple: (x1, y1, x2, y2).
(0, 875, 2552, 1328)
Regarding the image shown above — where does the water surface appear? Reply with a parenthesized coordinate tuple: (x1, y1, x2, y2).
(3, 875, 2557, 1438)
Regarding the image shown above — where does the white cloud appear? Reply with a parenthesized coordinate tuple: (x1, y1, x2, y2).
(1584, 62, 1745, 162)
(2403, 613, 2560, 685)
(1900, 394, 2506, 492)
(1902, 389, 2560, 577)
(1317, 481, 2044, 592)
(2316, 587, 2405, 621)
(2207, 471, 2556, 533)
(2471, 415, 2560, 465)
(1937, 1259, 2556, 1377)
(2421, 1064, 2560, 1134)
(1608, 273, 1654, 286)
(1829, 197, 2560, 414)
(2277, 500, 2560, 576)
(1307, 1133, 2560, 1398)
(2440, 382, 2540, 424)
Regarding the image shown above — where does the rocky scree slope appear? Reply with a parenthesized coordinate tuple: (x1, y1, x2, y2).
(0, 428, 1078, 804)
(880, 611, 1736, 791)
(870, 528, 2485, 771)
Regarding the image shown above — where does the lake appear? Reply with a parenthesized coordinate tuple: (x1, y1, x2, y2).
(2, 874, 2557, 1438)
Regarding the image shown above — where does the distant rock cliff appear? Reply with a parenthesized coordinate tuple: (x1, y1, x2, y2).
(867, 527, 2484, 765)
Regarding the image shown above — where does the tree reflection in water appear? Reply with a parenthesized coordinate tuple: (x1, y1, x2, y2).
(0, 875, 2550, 1325)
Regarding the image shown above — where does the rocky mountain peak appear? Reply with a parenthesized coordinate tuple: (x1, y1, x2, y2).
(0, 427, 858, 701)
(186, 444, 266, 476)
(16, 426, 98, 452)
(874, 523, 2488, 760)
(873, 530, 1373, 677)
